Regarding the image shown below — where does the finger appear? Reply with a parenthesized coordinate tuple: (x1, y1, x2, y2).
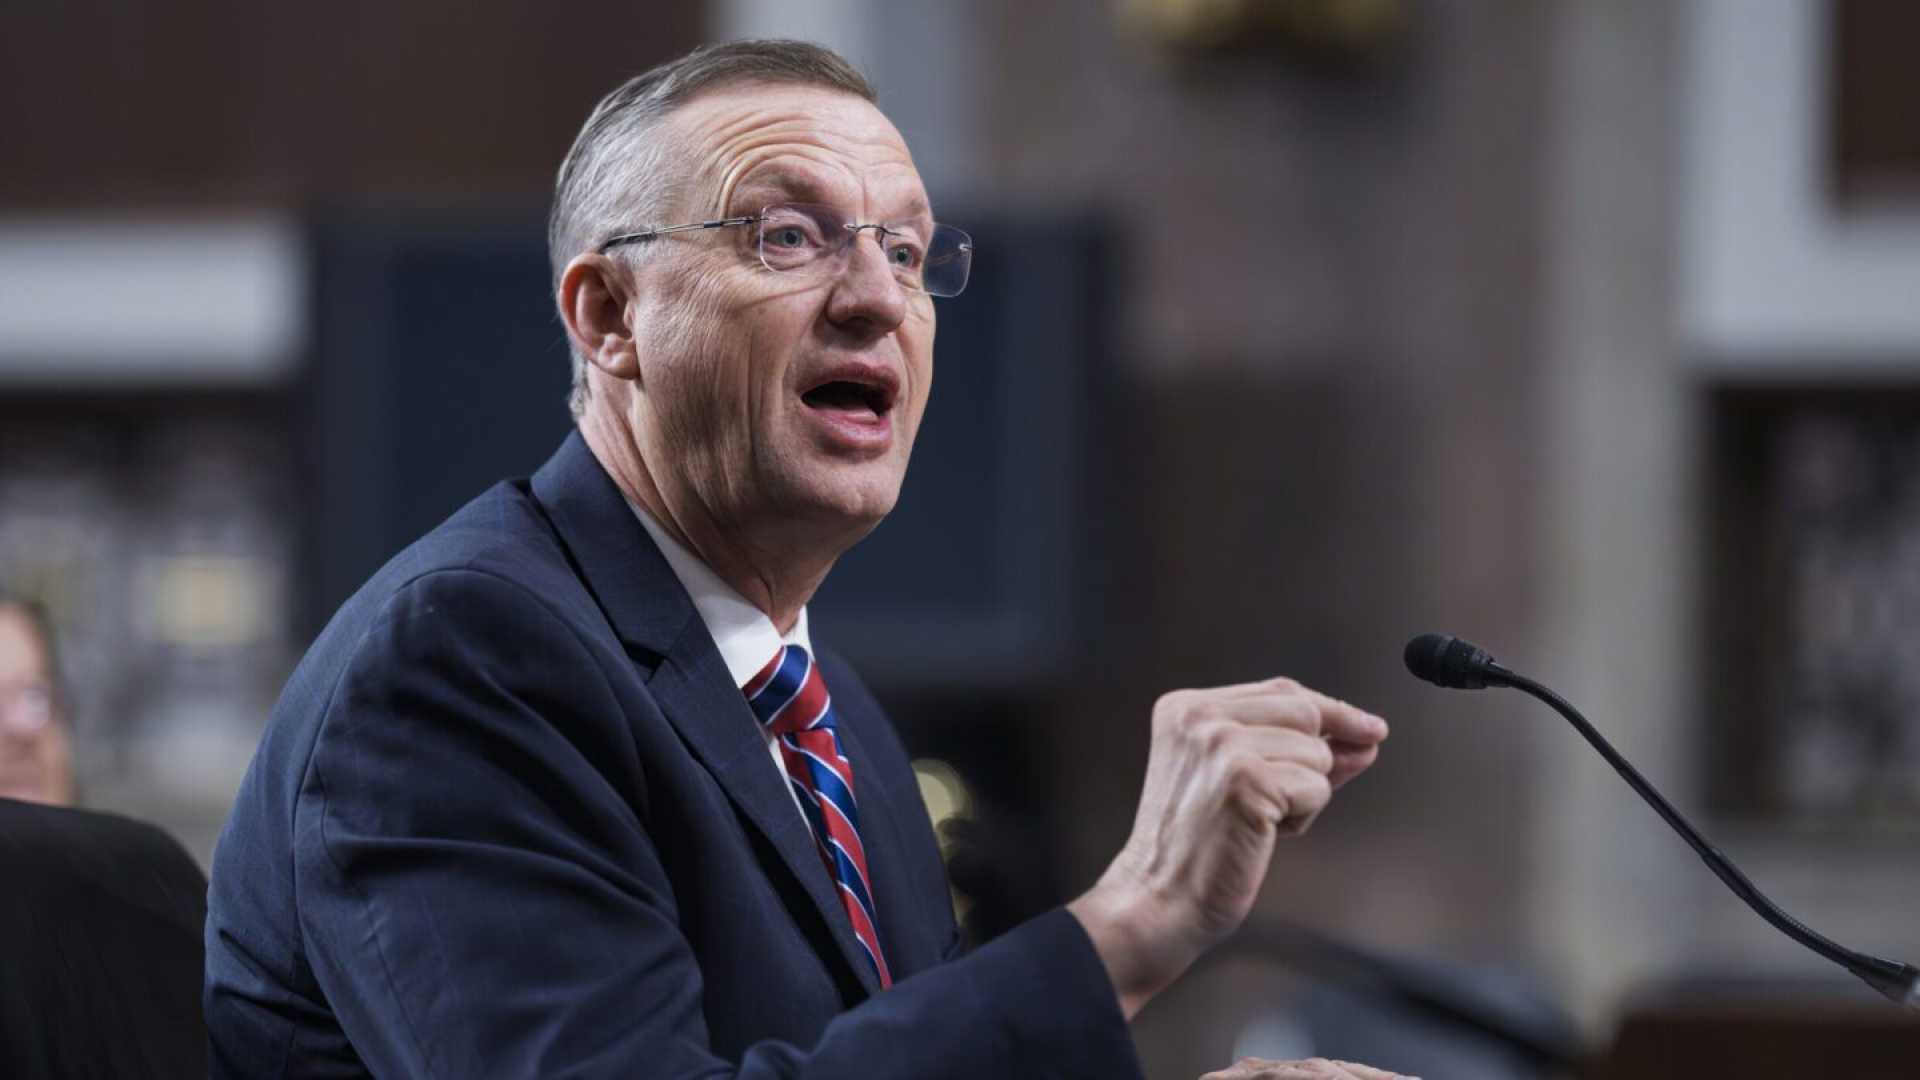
(1208, 675, 1310, 700)
(1198, 1059, 1276, 1079)
(1316, 1061, 1415, 1080)
(1290, 1060, 1365, 1079)
(1216, 1060, 1405, 1080)
(1304, 689, 1389, 746)
(1216, 690, 1324, 736)
(1220, 682, 1386, 746)
(1245, 760, 1332, 835)
(1198, 1063, 1315, 1080)
(1231, 724, 1336, 774)
(1328, 741, 1379, 788)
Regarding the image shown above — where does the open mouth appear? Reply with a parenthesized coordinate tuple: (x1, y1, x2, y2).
(801, 379, 894, 419)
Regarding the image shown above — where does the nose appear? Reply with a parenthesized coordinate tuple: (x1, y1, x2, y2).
(823, 228, 909, 336)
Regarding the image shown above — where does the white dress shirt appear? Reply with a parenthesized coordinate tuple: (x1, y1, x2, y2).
(629, 502, 811, 822)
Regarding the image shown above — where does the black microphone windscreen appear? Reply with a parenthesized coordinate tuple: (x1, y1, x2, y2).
(1404, 634, 1453, 684)
(1404, 633, 1495, 689)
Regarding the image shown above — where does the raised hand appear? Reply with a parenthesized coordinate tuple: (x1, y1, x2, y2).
(1068, 677, 1388, 1017)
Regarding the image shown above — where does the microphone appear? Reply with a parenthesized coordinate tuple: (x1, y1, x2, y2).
(1405, 633, 1920, 1012)
(1403, 633, 1506, 689)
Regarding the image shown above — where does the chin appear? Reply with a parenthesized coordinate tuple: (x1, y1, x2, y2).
(779, 466, 903, 534)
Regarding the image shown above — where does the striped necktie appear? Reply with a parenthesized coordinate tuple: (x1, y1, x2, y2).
(744, 644, 892, 989)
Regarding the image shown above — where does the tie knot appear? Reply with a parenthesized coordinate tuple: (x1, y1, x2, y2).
(744, 644, 832, 736)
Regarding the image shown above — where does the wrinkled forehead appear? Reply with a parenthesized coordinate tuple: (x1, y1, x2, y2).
(663, 82, 930, 222)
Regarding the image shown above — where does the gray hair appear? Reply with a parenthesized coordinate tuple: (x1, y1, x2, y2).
(548, 39, 878, 419)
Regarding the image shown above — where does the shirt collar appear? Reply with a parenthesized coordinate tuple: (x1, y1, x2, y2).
(628, 501, 811, 689)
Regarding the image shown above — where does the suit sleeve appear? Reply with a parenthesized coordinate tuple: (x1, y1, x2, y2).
(295, 568, 1141, 1079)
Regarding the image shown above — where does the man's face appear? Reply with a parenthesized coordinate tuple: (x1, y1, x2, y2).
(619, 83, 936, 545)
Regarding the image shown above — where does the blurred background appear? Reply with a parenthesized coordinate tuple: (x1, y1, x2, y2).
(4, 0, 1919, 1076)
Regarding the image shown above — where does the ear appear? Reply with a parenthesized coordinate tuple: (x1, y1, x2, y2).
(558, 253, 640, 381)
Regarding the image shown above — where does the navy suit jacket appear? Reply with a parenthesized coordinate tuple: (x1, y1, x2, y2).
(205, 432, 1142, 1077)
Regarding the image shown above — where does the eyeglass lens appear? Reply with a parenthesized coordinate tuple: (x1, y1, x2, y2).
(756, 204, 972, 298)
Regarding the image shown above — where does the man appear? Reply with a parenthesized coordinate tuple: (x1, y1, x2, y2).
(206, 40, 1398, 1079)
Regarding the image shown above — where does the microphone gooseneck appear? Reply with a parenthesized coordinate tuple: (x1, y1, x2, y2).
(1404, 633, 1920, 1012)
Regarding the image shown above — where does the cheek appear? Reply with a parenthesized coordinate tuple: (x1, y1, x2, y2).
(899, 336, 935, 435)
(740, 299, 827, 425)
(642, 282, 746, 431)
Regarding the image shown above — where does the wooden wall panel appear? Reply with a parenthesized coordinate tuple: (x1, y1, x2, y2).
(0, 1, 707, 206)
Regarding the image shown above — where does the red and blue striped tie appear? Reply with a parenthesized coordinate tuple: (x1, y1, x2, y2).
(744, 644, 892, 989)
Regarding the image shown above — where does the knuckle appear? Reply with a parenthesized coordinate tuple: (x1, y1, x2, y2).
(1222, 748, 1261, 780)
(1302, 771, 1333, 807)
(1244, 786, 1289, 824)
(1308, 737, 1335, 773)
(1160, 688, 1207, 718)
(1297, 698, 1325, 736)
(1151, 691, 1188, 732)
(1200, 717, 1236, 753)
(1227, 767, 1276, 813)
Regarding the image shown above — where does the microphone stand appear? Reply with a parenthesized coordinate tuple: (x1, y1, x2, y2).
(1474, 656, 1920, 1011)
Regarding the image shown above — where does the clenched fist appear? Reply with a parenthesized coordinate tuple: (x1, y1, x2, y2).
(1068, 678, 1387, 1017)
(1201, 1056, 1417, 1079)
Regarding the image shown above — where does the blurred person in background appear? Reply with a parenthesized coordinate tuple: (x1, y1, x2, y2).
(0, 593, 74, 807)
(0, 589, 208, 1078)
(205, 39, 1399, 1080)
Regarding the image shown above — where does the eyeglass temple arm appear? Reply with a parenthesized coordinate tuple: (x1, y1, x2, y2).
(600, 215, 758, 253)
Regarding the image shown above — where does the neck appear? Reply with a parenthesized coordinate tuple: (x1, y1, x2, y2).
(578, 406, 833, 635)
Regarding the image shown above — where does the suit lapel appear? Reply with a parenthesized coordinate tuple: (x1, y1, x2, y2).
(530, 433, 881, 999)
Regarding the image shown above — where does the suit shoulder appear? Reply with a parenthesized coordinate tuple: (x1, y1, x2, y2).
(316, 480, 594, 645)
(265, 481, 608, 747)
(375, 478, 574, 598)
